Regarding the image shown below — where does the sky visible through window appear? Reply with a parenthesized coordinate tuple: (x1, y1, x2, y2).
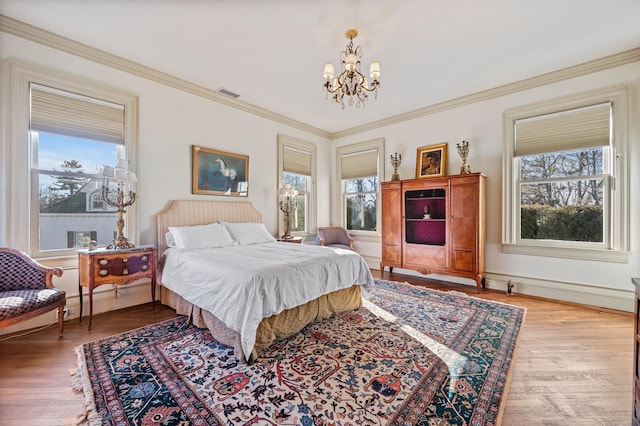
(38, 132, 119, 191)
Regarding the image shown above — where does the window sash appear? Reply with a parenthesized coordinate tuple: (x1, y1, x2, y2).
(516, 176, 610, 247)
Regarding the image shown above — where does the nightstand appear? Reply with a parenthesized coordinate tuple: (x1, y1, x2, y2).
(277, 237, 303, 244)
(77, 245, 157, 329)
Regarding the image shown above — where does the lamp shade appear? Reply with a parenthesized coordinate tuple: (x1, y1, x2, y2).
(100, 165, 115, 178)
(369, 61, 381, 80)
(323, 63, 335, 80)
(345, 53, 357, 71)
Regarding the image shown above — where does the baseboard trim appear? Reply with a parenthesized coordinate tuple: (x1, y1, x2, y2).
(366, 256, 633, 313)
(484, 272, 634, 313)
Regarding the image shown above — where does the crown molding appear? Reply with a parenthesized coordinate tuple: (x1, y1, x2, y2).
(0, 14, 331, 139)
(2, 14, 638, 141)
(330, 47, 640, 139)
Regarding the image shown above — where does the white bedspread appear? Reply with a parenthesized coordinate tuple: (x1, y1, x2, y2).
(160, 241, 373, 359)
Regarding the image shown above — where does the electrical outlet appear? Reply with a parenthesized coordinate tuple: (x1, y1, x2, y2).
(63, 308, 70, 319)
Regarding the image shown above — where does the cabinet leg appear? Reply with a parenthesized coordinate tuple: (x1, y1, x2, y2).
(379, 264, 394, 273)
(474, 275, 483, 293)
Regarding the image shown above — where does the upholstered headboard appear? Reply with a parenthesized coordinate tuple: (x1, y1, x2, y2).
(156, 200, 262, 255)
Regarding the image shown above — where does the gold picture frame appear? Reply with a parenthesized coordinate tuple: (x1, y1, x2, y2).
(416, 143, 447, 179)
(192, 145, 249, 196)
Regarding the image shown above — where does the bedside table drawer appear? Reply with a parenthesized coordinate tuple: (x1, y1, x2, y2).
(93, 253, 152, 283)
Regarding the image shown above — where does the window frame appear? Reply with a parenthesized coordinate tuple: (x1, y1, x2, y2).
(277, 134, 316, 237)
(6, 59, 139, 265)
(502, 85, 630, 263)
(336, 138, 385, 237)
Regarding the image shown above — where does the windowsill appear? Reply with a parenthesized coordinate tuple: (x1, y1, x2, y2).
(37, 255, 79, 269)
(502, 243, 630, 263)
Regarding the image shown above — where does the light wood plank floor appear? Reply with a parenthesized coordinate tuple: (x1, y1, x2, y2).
(0, 270, 633, 425)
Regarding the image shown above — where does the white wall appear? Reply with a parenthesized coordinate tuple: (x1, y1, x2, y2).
(332, 62, 640, 311)
(0, 32, 331, 333)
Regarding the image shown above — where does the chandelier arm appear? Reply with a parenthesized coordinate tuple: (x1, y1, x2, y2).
(324, 81, 342, 94)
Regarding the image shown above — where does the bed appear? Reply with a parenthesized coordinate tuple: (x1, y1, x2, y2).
(156, 200, 373, 363)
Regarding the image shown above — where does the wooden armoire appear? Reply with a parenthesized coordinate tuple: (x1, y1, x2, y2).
(380, 173, 486, 291)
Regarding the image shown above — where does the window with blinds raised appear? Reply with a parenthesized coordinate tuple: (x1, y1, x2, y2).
(6, 60, 138, 262)
(502, 86, 630, 262)
(30, 83, 126, 256)
(337, 139, 384, 234)
(278, 135, 316, 235)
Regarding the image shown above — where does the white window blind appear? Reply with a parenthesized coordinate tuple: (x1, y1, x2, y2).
(283, 146, 311, 176)
(30, 83, 125, 144)
(514, 103, 611, 157)
(340, 148, 378, 179)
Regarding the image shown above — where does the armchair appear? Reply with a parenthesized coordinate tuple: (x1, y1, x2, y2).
(0, 248, 66, 336)
(317, 226, 355, 250)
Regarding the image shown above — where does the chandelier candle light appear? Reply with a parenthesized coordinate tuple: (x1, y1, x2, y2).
(390, 153, 402, 181)
(100, 160, 138, 249)
(456, 140, 471, 174)
(323, 29, 381, 109)
(279, 184, 298, 240)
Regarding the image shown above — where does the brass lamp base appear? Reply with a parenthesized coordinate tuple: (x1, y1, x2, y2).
(107, 235, 136, 250)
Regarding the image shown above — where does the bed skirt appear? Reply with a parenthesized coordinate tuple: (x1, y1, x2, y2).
(160, 284, 363, 363)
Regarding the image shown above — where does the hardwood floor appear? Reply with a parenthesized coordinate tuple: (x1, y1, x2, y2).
(0, 270, 633, 425)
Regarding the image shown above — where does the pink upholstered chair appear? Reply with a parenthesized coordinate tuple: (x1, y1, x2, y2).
(0, 248, 66, 336)
(317, 227, 354, 250)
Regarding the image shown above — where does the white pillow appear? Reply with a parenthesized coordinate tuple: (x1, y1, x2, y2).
(168, 223, 236, 249)
(165, 231, 177, 248)
(223, 222, 276, 245)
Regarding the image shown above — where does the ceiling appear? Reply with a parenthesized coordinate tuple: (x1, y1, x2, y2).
(2, 0, 639, 135)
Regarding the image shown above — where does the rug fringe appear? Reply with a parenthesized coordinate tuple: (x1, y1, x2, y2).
(69, 345, 102, 426)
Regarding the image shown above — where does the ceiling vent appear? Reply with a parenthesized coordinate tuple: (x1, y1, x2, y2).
(217, 88, 240, 99)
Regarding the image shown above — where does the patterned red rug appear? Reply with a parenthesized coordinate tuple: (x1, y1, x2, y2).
(72, 279, 525, 425)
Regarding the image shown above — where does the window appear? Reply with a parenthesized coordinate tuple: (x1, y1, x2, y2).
(90, 191, 108, 211)
(336, 138, 385, 235)
(67, 231, 98, 249)
(6, 60, 138, 261)
(277, 135, 316, 235)
(502, 86, 630, 262)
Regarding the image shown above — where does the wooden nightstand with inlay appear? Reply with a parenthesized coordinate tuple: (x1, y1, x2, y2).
(77, 245, 156, 329)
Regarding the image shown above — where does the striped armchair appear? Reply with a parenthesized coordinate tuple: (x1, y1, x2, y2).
(317, 227, 354, 250)
(0, 248, 66, 336)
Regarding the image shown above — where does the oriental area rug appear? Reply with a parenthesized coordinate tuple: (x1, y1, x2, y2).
(72, 279, 525, 425)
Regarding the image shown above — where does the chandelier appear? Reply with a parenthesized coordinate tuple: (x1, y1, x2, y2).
(323, 29, 381, 109)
